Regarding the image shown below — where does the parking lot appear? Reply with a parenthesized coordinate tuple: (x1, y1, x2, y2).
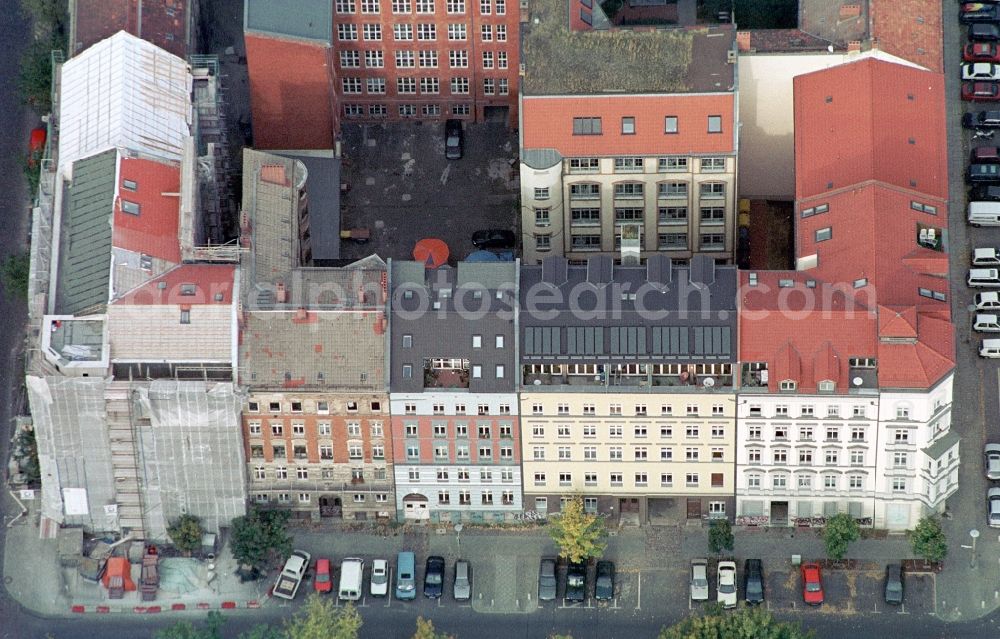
(339, 122, 520, 263)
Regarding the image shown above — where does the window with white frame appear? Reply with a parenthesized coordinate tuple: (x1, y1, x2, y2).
(338, 24, 358, 40)
(363, 24, 382, 40)
(448, 24, 467, 40)
(449, 49, 468, 67)
(340, 50, 360, 68)
(450, 77, 469, 93)
(420, 77, 439, 94)
(417, 23, 436, 39)
(394, 24, 413, 40)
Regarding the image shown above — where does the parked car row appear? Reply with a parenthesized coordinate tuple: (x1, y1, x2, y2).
(537, 557, 616, 602)
(962, 4, 1000, 100)
(306, 553, 472, 602)
(687, 558, 905, 607)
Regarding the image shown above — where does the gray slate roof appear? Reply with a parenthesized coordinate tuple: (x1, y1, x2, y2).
(244, 0, 332, 43)
(56, 150, 117, 315)
(390, 261, 518, 394)
(518, 255, 737, 364)
(276, 151, 341, 265)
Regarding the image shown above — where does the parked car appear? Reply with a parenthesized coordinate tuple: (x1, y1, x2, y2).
(963, 81, 1000, 101)
(800, 563, 824, 605)
(595, 560, 615, 601)
(964, 63, 1000, 81)
(28, 127, 46, 169)
(968, 162, 1000, 183)
(395, 551, 417, 600)
(989, 488, 1000, 527)
(987, 443, 1000, 480)
(313, 558, 333, 594)
(964, 110, 1000, 129)
(717, 561, 737, 609)
(962, 3, 1000, 24)
(565, 561, 587, 602)
(972, 23, 1000, 42)
(976, 291, 1000, 310)
(972, 184, 1000, 200)
(370, 558, 389, 597)
(471, 229, 516, 249)
(445, 118, 463, 160)
(975, 313, 1000, 332)
(744, 559, 765, 605)
(690, 558, 709, 601)
(423, 556, 445, 598)
(973, 147, 1000, 164)
(966, 42, 1000, 63)
(884, 564, 904, 605)
(538, 557, 557, 601)
(453, 560, 471, 601)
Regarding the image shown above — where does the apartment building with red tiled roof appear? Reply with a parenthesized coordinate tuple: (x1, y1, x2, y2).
(69, 0, 197, 58)
(734, 57, 956, 531)
(518, 0, 739, 265)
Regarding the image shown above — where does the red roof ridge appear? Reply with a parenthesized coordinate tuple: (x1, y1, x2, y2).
(878, 305, 918, 339)
(811, 341, 841, 386)
(773, 341, 802, 385)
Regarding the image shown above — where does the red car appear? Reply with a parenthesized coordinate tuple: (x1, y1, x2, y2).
(314, 558, 333, 593)
(801, 563, 824, 605)
(966, 42, 1000, 63)
(964, 81, 1000, 101)
(28, 127, 46, 168)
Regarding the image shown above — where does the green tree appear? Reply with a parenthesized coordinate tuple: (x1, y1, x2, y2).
(156, 612, 225, 639)
(167, 513, 205, 555)
(1, 252, 30, 300)
(285, 595, 362, 639)
(547, 495, 607, 563)
(412, 617, 454, 639)
(910, 516, 948, 564)
(13, 428, 40, 485)
(230, 507, 292, 570)
(237, 627, 283, 639)
(708, 519, 734, 555)
(823, 513, 860, 561)
(659, 607, 813, 639)
(18, 35, 54, 111)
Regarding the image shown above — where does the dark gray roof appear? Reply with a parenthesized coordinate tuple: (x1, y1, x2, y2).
(922, 431, 960, 462)
(390, 261, 517, 393)
(56, 150, 117, 315)
(244, 0, 332, 43)
(276, 150, 341, 265)
(519, 255, 737, 364)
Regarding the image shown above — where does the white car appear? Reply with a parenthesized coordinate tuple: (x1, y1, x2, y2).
(989, 488, 1000, 528)
(976, 292, 1000, 311)
(717, 561, 737, 609)
(964, 62, 1000, 81)
(986, 444, 1000, 480)
(690, 558, 709, 601)
(370, 558, 389, 597)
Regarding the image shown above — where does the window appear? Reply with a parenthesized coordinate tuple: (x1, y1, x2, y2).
(851, 427, 865, 442)
(452, 104, 470, 116)
(559, 472, 572, 486)
(449, 48, 468, 67)
(570, 183, 600, 199)
(293, 422, 306, 436)
(340, 50, 360, 68)
(584, 446, 597, 460)
(394, 24, 413, 40)
(850, 450, 865, 466)
(416, 0, 434, 11)
(815, 227, 832, 242)
(496, 0, 506, 13)
(450, 77, 469, 94)
(711, 425, 724, 438)
(362, 0, 380, 11)
(849, 475, 863, 490)
(621, 117, 635, 134)
(614, 182, 643, 198)
(342, 77, 363, 94)
(417, 23, 436, 39)
(685, 425, 699, 438)
(496, 24, 507, 41)
(634, 425, 647, 437)
(393, 0, 411, 10)
(699, 182, 725, 199)
(896, 406, 910, 419)
(179, 309, 190, 324)
(496, 365, 505, 379)
(635, 473, 648, 487)
(363, 24, 382, 40)
(610, 472, 623, 486)
(894, 429, 910, 443)
(748, 425, 761, 439)
(685, 448, 698, 461)
(660, 447, 673, 461)
(609, 425, 622, 438)
(700, 157, 725, 172)
(892, 478, 906, 492)
(658, 233, 687, 249)
(664, 116, 678, 134)
(396, 77, 415, 94)
(533, 447, 544, 461)
(483, 78, 495, 94)
(609, 446, 623, 460)
(337, 0, 356, 11)
(414, 78, 436, 95)
(746, 474, 761, 488)
(338, 23, 365, 43)
(248, 422, 262, 437)
(583, 425, 596, 437)
(659, 207, 688, 222)
(478, 445, 493, 459)
(700, 207, 725, 223)
(275, 466, 288, 480)
(797, 474, 812, 489)
(659, 182, 687, 198)
(614, 157, 643, 172)
(635, 447, 648, 461)
(893, 452, 908, 467)
(394, 51, 414, 68)
(825, 449, 838, 464)
(747, 449, 761, 463)
(686, 473, 699, 487)
(480, 24, 492, 40)
(772, 474, 787, 489)
(297, 467, 309, 480)
(707, 115, 722, 133)
(799, 450, 813, 465)
(573, 117, 602, 135)
(773, 450, 787, 464)
(480, 0, 491, 12)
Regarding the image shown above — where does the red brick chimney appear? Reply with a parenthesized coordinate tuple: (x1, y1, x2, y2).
(736, 31, 752, 53)
(840, 4, 861, 19)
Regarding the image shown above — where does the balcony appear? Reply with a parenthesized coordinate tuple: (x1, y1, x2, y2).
(522, 366, 733, 392)
(424, 359, 470, 389)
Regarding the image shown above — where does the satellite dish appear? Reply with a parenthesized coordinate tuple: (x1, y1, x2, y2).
(703, 377, 716, 388)
(852, 376, 863, 386)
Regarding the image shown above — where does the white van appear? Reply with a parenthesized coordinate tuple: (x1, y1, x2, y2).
(981, 338, 1000, 358)
(339, 558, 364, 601)
(976, 292, 1000, 310)
(974, 248, 1000, 266)
(969, 202, 1000, 227)
(975, 314, 1000, 332)
(969, 268, 1000, 287)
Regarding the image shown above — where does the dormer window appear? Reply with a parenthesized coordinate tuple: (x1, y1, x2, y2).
(121, 200, 140, 215)
(817, 380, 835, 392)
(779, 380, 796, 391)
(180, 284, 197, 296)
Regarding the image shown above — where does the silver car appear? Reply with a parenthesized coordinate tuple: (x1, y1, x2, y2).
(690, 558, 709, 601)
(990, 488, 1000, 528)
(717, 560, 737, 609)
(538, 557, 557, 601)
(453, 560, 471, 601)
(986, 444, 1000, 480)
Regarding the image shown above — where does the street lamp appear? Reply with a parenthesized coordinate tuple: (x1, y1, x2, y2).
(971, 529, 980, 569)
(455, 523, 464, 558)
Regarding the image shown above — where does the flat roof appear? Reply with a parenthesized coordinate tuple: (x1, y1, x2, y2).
(276, 151, 341, 264)
(521, 0, 735, 96)
(244, 0, 332, 43)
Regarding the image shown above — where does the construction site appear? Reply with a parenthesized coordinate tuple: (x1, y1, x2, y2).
(22, 30, 247, 543)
